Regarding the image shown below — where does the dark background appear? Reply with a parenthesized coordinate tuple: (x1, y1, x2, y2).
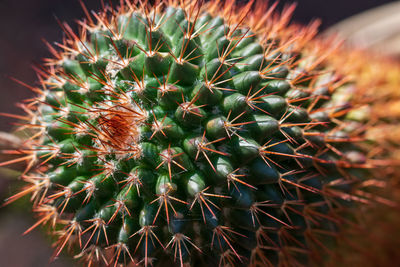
(0, 0, 396, 266)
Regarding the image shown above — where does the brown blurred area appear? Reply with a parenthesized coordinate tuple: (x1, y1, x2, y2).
(0, 0, 397, 266)
(325, 2, 400, 59)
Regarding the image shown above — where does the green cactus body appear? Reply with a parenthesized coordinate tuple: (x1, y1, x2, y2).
(3, 1, 375, 266)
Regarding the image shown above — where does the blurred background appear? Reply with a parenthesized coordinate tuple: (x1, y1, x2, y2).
(0, 0, 398, 266)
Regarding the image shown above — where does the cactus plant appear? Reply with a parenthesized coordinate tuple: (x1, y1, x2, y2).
(1, 0, 387, 266)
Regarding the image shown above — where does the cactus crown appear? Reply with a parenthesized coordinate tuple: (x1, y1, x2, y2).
(2, 0, 377, 266)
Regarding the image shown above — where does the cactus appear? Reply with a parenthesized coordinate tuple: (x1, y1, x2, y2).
(1, 0, 386, 266)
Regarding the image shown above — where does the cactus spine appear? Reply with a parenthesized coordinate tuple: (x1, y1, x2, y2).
(1, 0, 385, 266)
